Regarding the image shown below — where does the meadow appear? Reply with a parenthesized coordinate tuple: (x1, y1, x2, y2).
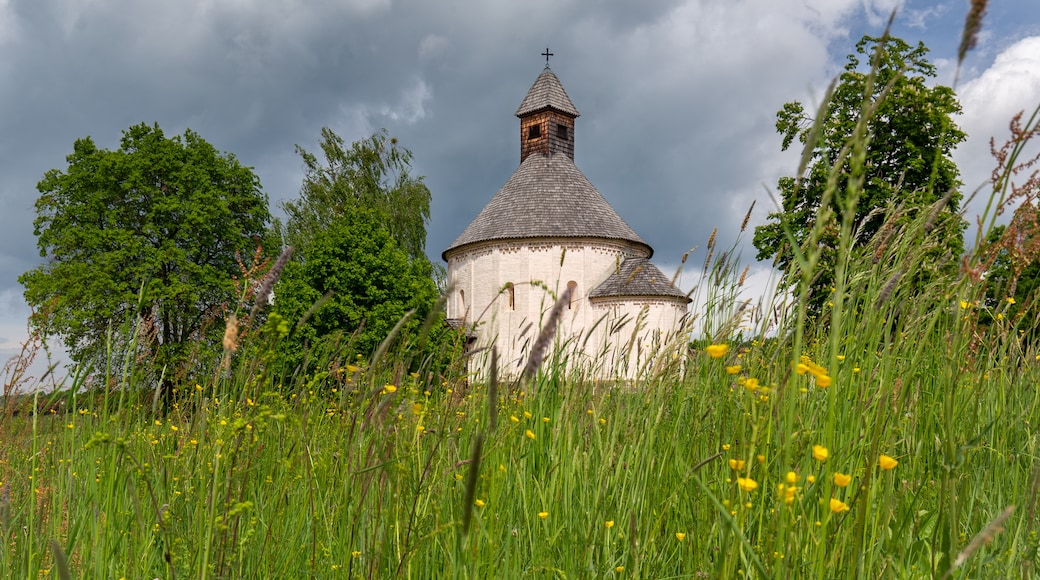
(5, 18, 1040, 580)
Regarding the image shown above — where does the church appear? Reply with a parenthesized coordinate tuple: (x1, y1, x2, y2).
(442, 61, 691, 380)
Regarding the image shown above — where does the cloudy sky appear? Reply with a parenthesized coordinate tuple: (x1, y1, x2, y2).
(2, 0, 1039, 375)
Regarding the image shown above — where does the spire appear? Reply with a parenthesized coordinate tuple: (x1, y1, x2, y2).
(516, 62, 579, 162)
(515, 67, 580, 118)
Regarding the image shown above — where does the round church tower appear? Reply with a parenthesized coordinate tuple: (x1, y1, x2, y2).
(443, 63, 690, 379)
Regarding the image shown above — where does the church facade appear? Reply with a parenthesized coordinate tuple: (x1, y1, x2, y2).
(442, 65, 690, 380)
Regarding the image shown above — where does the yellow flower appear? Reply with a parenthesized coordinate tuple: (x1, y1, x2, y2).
(523, 411, 533, 419)
(737, 477, 759, 492)
(785, 471, 798, 484)
(542, 417, 550, 423)
(836, 355, 845, 361)
(675, 532, 687, 541)
(795, 363, 810, 375)
(615, 567, 625, 572)
(475, 499, 485, 507)
(525, 429, 536, 440)
(879, 455, 899, 470)
(510, 415, 520, 423)
(815, 374, 833, 388)
(812, 445, 829, 462)
(538, 511, 549, 520)
(806, 475, 816, 483)
(833, 472, 852, 487)
(728, 459, 746, 470)
(829, 498, 850, 513)
(725, 365, 742, 374)
(346, 365, 360, 373)
(756, 454, 765, 463)
(351, 551, 361, 559)
(705, 343, 729, 358)
(383, 384, 397, 394)
(1007, 297, 1016, 304)
(599, 418, 607, 425)
(959, 300, 969, 309)
(783, 485, 798, 504)
(605, 520, 615, 528)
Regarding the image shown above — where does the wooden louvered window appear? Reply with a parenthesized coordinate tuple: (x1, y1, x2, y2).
(528, 124, 541, 139)
(557, 124, 568, 139)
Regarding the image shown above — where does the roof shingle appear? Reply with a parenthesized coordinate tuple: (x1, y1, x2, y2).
(443, 152, 650, 258)
(589, 257, 690, 302)
(515, 67, 580, 117)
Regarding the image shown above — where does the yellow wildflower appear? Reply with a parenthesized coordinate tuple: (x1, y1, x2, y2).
(705, 344, 729, 358)
(475, 499, 485, 507)
(538, 511, 549, 520)
(879, 455, 899, 470)
(785, 471, 798, 484)
(737, 477, 759, 492)
(525, 429, 536, 440)
(815, 374, 833, 388)
(833, 473, 852, 487)
(676, 532, 687, 541)
(725, 365, 742, 374)
(605, 520, 615, 528)
(383, 384, 397, 394)
(829, 498, 850, 513)
(812, 445, 829, 462)
(729, 459, 746, 471)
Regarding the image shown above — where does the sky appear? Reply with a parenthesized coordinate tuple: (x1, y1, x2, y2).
(1, 0, 1039, 381)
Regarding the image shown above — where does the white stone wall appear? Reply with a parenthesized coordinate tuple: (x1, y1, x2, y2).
(445, 238, 688, 380)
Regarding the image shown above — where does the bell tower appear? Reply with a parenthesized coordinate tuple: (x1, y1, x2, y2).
(515, 51, 580, 163)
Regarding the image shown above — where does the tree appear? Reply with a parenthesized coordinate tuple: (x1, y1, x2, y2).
(753, 35, 966, 315)
(20, 122, 271, 378)
(272, 208, 440, 363)
(279, 128, 432, 261)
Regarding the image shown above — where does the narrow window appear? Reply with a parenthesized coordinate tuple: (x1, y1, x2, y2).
(567, 280, 577, 309)
(528, 124, 541, 139)
(459, 289, 465, 309)
(557, 124, 568, 139)
(506, 282, 515, 310)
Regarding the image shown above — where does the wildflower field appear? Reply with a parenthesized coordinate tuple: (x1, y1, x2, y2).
(5, 15, 1040, 580)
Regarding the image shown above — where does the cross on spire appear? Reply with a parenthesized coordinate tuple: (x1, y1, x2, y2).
(541, 47, 554, 66)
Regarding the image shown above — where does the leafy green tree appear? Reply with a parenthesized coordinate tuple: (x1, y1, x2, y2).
(273, 208, 439, 363)
(279, 128, 432, 261)
(20, 122, 270, 377)
(753, 35, 966, 314)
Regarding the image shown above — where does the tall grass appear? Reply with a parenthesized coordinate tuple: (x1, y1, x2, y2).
(5, 11, 1040, 578)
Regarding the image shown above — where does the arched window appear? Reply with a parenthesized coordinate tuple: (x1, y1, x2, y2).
(506, 282, 515, 310)
(567, 280, 578, 309)
(459, 289, 465, 310)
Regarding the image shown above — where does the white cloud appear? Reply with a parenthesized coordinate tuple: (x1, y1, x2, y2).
(955, 36, 1040, 221)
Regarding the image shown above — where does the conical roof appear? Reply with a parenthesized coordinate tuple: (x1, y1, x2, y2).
(589, 258, 690, 302)
(515, 66, 580, 117)
(443, 152, 651, 259)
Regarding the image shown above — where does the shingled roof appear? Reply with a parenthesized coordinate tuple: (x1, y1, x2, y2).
(589, 258, 690, 302)
(515, 66, 580, 117)
(443, 152, 651, 259)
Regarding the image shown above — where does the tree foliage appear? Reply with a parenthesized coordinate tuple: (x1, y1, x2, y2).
(753, 35, 966, 314)
(20, 122, 270, 373)
(272, 208, 440, 362)
(280, 128, 432, 261)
